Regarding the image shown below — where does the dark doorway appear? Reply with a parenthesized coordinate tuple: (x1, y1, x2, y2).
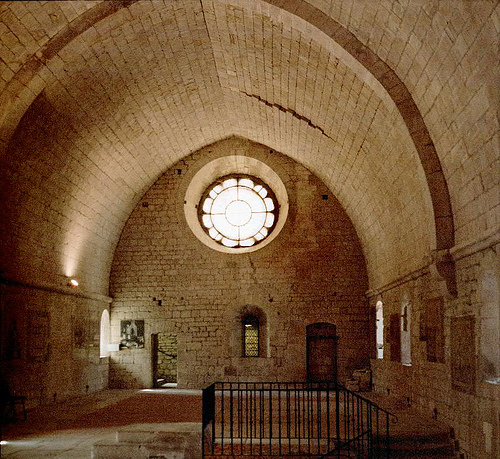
(306, 323, 338, 383)
(151, 333, 178, 388)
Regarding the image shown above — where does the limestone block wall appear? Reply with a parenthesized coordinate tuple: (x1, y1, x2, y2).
(0, 284, 109, 409)
(370, 240, 500, 459)
(109, 138, 370, 389)
(157, 334, 178, 383)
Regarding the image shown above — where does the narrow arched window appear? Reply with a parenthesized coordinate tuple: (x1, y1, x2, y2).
(243, 315, 260, 357)
(376, 300, 384, 359)
(100, 309, 110, 358)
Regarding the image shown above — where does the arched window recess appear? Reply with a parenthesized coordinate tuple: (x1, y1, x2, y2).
(243, 315, 260, 357)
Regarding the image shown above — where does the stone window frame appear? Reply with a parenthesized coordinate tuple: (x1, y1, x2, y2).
(231, 305, 269, 359)
(183, 155, 289, 254)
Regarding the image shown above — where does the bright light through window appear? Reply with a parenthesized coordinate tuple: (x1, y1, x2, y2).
(199, 175, 278, 248)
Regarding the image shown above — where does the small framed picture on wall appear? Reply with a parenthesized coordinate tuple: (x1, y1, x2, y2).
(120, 320, 145, 349)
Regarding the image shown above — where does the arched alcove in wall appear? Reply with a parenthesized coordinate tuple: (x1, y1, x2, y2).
(235, 306, 269, 359)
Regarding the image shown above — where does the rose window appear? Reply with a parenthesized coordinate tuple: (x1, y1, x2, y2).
(199, 175, 278, 248)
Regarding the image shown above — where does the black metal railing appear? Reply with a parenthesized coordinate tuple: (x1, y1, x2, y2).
(202, 381, 396, 458)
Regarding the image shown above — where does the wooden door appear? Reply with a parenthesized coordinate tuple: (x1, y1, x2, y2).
(307, 323, 338, 383)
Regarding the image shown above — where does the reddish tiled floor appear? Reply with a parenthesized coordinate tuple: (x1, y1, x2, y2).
(1, 389, 201, 458)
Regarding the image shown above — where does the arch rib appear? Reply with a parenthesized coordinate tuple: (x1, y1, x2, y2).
(263, 0, 456, 296)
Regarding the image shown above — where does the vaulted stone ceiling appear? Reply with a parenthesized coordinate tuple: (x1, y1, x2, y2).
(0, 1, 498, 296)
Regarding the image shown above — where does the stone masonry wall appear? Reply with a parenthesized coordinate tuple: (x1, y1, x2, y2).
(0, 283, 109, 410)
(370, 241, 500, 459)
(109, 137, 370, 389)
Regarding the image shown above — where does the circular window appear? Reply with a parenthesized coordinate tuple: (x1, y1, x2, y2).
(184, 154, 288, 253)
(199, 175, 278, 248)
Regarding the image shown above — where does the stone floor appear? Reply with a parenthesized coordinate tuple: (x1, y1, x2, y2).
(0, 388, 455, 458)
(0, 389, 202, 458)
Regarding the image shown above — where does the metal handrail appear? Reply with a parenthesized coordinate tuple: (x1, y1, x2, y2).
(202, 381, 396, 458)
(337, 383, 399, 423)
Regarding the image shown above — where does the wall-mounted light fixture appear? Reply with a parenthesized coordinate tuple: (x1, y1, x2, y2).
(69, 278, 79, 288)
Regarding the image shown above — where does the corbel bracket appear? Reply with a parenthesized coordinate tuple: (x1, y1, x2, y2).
(429, 249, 457, 298)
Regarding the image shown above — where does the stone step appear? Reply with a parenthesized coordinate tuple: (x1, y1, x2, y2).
(92, 422, 201, 459)
(92, 441, 185, 459)
(116, 422, 200, 443)
(373, 432, 456, 458)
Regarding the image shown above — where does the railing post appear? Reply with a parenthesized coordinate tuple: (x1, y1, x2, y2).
(386, 411, 390, 458)
(202, 383, 216, 457)
(269, 385, 273, 451)
(335, 384, 340, 458)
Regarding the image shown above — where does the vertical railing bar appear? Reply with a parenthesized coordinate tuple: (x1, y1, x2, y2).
(220, 383, 224, 455)
(239, 383, 243, 455)
(229, 385, 234, 456)
(303, 382, 306, 454)
(326, 384, 331, 452)
(297, 383, 301, 453)
(249, 382, 253, 455)
(336, 386, 341, 459)
(316, 385, 321, 455)
(237, 382, 240, 445)
(351, 390, 355, 454)
(345, 390, 349, 454)
(254, 383, 258, 442)
(252, 382, 256, 454)
(259, 384, 263, 456)
(287, 383, 291, 455)
(356, 395, 360, 454)
(249, 383, 251, 447)
(278, 382, 282, 456)
(367, 404, 372, 459)
(268, 382, 272, 454)
(244, 382, 247, 450)
(311, 383, 314, 454)
(306, 384, 310, 455)
(386, 411, 390, 459)
(367, 401, 372, 457)
(214, 383, 217, 455)
(362, 399, 366, 455)
(362, 398, 366, 455)
(304, 384, 308, 452)
(348, 390, 352, 451)
(376, 408, 380, 456)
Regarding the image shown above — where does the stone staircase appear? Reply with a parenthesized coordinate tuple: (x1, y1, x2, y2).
(92, 422, 201, 459)
(364, 392, 457, 458)
(203, 428, 456, 458)
(373, 428, 456, 458)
